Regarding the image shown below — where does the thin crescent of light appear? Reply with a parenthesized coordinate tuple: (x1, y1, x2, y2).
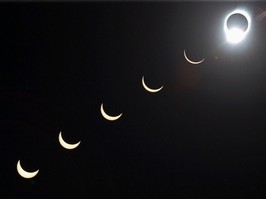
(223, 9, 251, 42)
(17, 160, 39, 179)
(141, 76, 163, 93)
(100, 103, 122, 121)
(58, 131, 81, 150)
(183, 50, 205, 65)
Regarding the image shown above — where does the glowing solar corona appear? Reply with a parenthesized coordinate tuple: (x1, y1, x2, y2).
(224, 9, 251, 44)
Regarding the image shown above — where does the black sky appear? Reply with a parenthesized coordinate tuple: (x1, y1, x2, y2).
(1, 2, 266, 199)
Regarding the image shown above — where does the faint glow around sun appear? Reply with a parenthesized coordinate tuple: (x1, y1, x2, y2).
(224, 9, 251, 44)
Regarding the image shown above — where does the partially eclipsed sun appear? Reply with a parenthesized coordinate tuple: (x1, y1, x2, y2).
(100, 103, 122, 121)
(17, 160, 39, 179)
(183, 50, 205, 65)
(141, 76, 163, 93)
(224, 9, 251, 44)
(58, 131, 81, 150)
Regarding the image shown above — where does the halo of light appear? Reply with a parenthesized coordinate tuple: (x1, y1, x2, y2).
(224, 9, 251, 44)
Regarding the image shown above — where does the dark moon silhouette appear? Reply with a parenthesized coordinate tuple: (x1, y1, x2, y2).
(226, 13, 248, 31)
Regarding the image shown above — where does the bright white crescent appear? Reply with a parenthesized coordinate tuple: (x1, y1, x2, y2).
(17, 160, 39, 179)
(58, 131, 81, 150)
(141, 76, 163, 93)
(100, 103, 122, 121)
(183, 50, 205, 65)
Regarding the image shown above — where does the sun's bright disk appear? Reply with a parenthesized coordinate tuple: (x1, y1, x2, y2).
(224, 9, 251, 44)
(226, 27, 245, 44)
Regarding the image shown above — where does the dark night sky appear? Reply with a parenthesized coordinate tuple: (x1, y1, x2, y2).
(1, 2, 266, 198)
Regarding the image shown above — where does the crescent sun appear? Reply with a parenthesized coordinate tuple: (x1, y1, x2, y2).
(141, 76, 163, 93)
(100, 103, 122, 121)
(58, 131, 81, 150)
(183, 49, 205, 65)
(17, 160, 39, 179)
